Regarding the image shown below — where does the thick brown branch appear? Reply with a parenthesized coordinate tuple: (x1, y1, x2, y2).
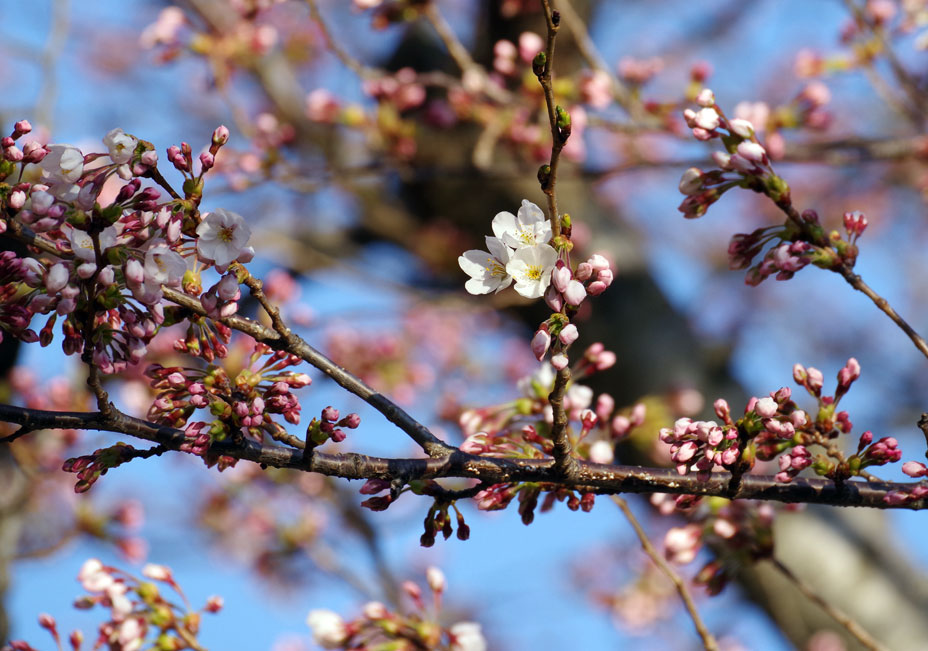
(1, 404, 925, 510)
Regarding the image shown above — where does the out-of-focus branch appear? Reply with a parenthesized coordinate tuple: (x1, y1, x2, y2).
(0, 403, 926, 509)
(769, 557, 886, 651)
(613, 496, 718, 651)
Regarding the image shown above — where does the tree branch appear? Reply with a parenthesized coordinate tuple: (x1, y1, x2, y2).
(613, 496, 718, 651)
(1, 403, 925, 510)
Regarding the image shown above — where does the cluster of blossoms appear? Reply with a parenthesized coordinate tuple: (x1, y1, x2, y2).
(459, 200, 612, 372)
(306, 567, 486, 651)
(660, 358, 906, 485)
(0, 119, 255, 375)
(458, 199, 557, 300)
(5, 559, 220, 651)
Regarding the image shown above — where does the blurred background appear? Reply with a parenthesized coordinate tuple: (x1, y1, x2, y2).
(3, 0, 928, 648)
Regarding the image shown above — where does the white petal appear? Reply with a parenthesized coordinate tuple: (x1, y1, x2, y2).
(491, 211, 518, 241)
(517, 200, 545, 224)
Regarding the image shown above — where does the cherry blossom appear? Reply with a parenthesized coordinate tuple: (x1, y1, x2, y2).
(196, 208, 253, 267)
(306, 609, 348, 649)
(39, 144, 83, 185)
(505, 243, 557, 299)
(492, 199, 552, 249)
(450, 622, 487, 651)
(103, 128, 138, 164)
(143, 243, 186, 288)
(459, 236, 514, 295)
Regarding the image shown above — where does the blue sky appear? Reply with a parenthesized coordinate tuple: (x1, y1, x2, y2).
(4, 1, 928, 649)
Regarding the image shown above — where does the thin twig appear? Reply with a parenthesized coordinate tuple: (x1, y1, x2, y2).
(422, 4, 508, 105)
(769, 557, 887, 651)
(538, 0, 564, 237)
(537, 0, 578, 479)
(304, 0, 377, 80)
(612, 496, 719, 651)
(775, 202, 928, 363)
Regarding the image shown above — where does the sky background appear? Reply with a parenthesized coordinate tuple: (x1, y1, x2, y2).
(3, 1, 928, 649)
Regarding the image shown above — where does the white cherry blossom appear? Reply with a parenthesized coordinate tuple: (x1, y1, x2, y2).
(458, 236, 512, 295)
(505, 243, 557, 299)
(196, 208, 252, 267)
(103, 128, 138, 164)
(306, 609, 348, 649)
(67, 225, 118, 262)
(450, 622, 487, 651)
(491, 199, 552, 249)
(144, 242, 186, 288)
(40, 144, 84, 185)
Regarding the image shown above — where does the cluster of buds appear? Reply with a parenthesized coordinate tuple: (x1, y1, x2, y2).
(660, 414, 741, 480)
(4, 558, 223, 651)
(474, 482, 595, 524)
(678, 90, 791, 219)
(62, 443, 153, 493)
(305, 405, 361, 447)
(146, 343, 314, 452)
(306, 568, 486, 651)
(7, 560, 221, 651)
(662, 500, 775, 596)
(0, 121, 257, 379)
(666, 358, 905, 486)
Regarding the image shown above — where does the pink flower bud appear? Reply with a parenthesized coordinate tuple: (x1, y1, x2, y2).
(902, 461, 928, 478)
(589, 440, 614, 464)
(806, 367, 823, 392)
(45, 263, 69, 293)
(12, 120, 32, 138)
(693, 107, 720, 131)
(575, 262, 593, 282)
(564, 280, 587, 306)
(531, 328, 551, 361)
(199, 151, 215, 172)
(581, 409, 598, 429)
(559, 323, 579, 345)
(552, 262, 571, 293)
(125, 258, 144, 286)
(212, 125, 230, 146)
(9, 190, 25, 210)
(737, 140, 767, 163)
(544, 285, 563, 311)
(595, 350, 617, 371)
(595, 393, 614, 422)
(695, 88, 715, 107)
(587, 280, 607, 296)
(322, 406, 340, 422)
(754, 397, 778, 418)
(551, 353, 569, 370)
(728, 118, 755, 139)
(77, 262, 97, 279)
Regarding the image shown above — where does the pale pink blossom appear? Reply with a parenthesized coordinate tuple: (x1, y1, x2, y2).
(307, 609, 347, 649)
(103, 128, 137, 164)
(196, 208, 252, 267)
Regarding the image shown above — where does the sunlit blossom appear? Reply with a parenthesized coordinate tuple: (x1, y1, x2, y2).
(458, 236, 512, 295)
(196, 208, 252, 267)
(505, 243, 557, 299)
(492, 199, 552, 249)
